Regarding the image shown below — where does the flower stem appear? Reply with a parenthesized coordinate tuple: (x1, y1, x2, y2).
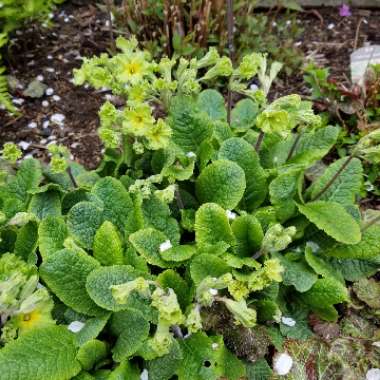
(226, 0, 234, 125)
(286, 132, 302, 161)
(255, 131, 265, 153)
(67, 166, 78, 188)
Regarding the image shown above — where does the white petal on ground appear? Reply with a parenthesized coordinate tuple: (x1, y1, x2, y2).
(281, 316, 296, 327)
(367, 369, 380, 380)
(273, 352, 293, 376)
(18, 141, 31, 150)
(159, 240, 172, 252)
(67, 321, 85, 333)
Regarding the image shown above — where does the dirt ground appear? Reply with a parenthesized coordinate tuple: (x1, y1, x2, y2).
(0, 1, 379, 169)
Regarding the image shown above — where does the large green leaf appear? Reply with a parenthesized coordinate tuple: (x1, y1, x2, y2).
(297, 201, 361, 244)
(38, 216, 68, 260)
(218, 137, 267, 210)
(77, 339, 108, 371)
(231, 99, 259, 131)
(14, 221, 38, 261)
(0, 326, 81, 380)
(300, 277, 349, 321)
(323, 224, 380, 260)
(194, 203, 235, 248)
(40, 249, 104, 316)
(308, 157, 363, 204)
(91, 177, 133, 232)
(129, 227, 172, 268)
(195, 160, 246, 209)
(197, 89, 226, 121)
(93, 221, 124, 266)
(67, 201, 104, 249)
(190, 254, 230, 286)
(169, 96, 213, 153)
(28, 190, 61, 220)
(86, 265, 150, 313)
(76, 314, 111, 346)
(110, 308, 150, 361)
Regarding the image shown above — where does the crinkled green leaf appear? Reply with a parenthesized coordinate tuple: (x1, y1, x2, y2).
(309, 157, 363, 204)
(279, 308, 313, 340)
(107, 361, 140, 380)
(169, 96, 213, 153)
(157, 269, 191, 310)
(297, 201, 361, 244)
(231, 98, 259, 131)
(300, 277, 349, 321)
(147, 339, 183, 380)
(231, 214, 264, 257)
(323, 224, 380, 260)
(67, 201, 104, 249)
(216, 345, 246, 380)
(328, 257, 379, 281)
(0, 326, 81, 380)
(38, 216, 68, 260)
(110, 308, 150, 361)
(28, 190, 61, 220)
(40, 249, 104, 316)
(196, 160, 246, 209)
(77, 339, 108, 371)
(218, 138, 266, 210)
(76, 314, 111, 346)
(246, 359, 272, 380)
(14, 221, 38, 261)
(160, 244, 196, 262)
(93, 221, 124, 266)
(92, 177, 133, 232)
(194, 203, 235, 248)
(190, 254, 230, 286)
(129, 227, 172, 268)
(86, 265, 150, 313)
(197, 89, 227, 121)
(276, 255, 317, 292)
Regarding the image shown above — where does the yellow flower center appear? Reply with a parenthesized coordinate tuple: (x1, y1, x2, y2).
(124, 62, 142, 77)
(20, 310, 41, 329)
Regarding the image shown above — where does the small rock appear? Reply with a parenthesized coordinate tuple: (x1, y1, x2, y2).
(159, 240, 172, 252)
(50, 113, 65, 126)
(42, 100, 49, 107)
(18, 141, 31, 150)
(24, 79, 47, 98)
(281, 317, 296, 327)
(27, 122, 37, 129)
(67, 321, 85, 333)
(12, 98, 25, 105)
(367, 369, 380, 380)
(45, 88, 54, 96)
(273, 352, 293, 376)
(37, 75, 44, 81)
(52, 95, 61, 101)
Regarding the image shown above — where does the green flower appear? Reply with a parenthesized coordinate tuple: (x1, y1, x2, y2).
(186, 305, 203, 334)
(151, 287, 184, 325)
(50, 156, 68, 174)
(202, 57, 233, 81)
(122, 103, 154, 136)
(116, 36, 138, 54)
(154, 185, 176, 204)
(99, 127, 121, 149)
(99, 101, 118, 129)
(197, 47, 220, 69)
(256, 109, 290, 138)
(236, 53, 262, 79)
(261, 224, 297, 253)
(146, 119, 172, 150)
(264, 259, 284, 283)
(111, 277, 151, 304)
(356, 129, 380, 163)
(228, 279, 250, 301)
(2, 142, 22, 163)
(147, 318, 173, 357)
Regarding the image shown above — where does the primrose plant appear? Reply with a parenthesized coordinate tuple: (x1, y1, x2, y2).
(0, 37, 379, 380)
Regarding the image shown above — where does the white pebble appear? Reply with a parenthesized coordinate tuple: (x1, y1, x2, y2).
(281, 316, 296, 327)
(27, 122, 37, 129)
(45, 88, 54, 96)
(367, 369, 380, 380)
(43, 120, 50, 129)
(250, 84, 259, 92)
(18, 141, 31, 150)
(47, 135, 57, 141)
(40, 139, 47, 144)
(209, 288, 218, 296)
(327, 23, 335, 30)
(373, 342, 380, 348)
(24, 153, 34, 159)
(140, 369, 149, 380)
(50, 113, 66, 126)
(226, 210, 237, 220)
(37, 75, 44, 81)
(67, 321, 85, 333)
(64, 17, 69, 23)
(12, 98, 24, 105)
(159, 240, 172, 252)
(53, 95, 61, 101)
(42, 100, 49, 107)
(273, 352, 293, 376)
(45, 67, 55, 73)
(186, 151, 196, 158)
(71, 142, 80, 149)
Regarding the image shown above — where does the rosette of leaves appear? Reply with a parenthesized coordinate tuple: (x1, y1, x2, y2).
(0, 41, 378, 380)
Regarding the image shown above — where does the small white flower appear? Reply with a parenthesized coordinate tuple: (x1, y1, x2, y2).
(67, 321, 85, 333)
(273, 352, 293, 376)
(186, 151, 196, 158)
(281, 316, 296, 327)
(27, 122, 37, 129)
(140, 369, 149, 380)
(45, 88, 54, 96)
(18, 141, 31, 150)
(226, 210, 237, 220)
(209, 288, 218, 296)
(159, 240, 172, 252)
(367, 368, 380, 380)
(42, 100, 49, 107)
(51, 113, 65, 126)
(211, 343, 219, 350)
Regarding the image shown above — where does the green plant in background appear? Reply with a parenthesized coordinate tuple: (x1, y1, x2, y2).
(110, 0, 303, 74)
(0, 0, 65, 112)
(0, 38, 379, 379)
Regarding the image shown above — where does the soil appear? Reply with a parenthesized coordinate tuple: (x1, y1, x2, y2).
(0, 1, 379, 168)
